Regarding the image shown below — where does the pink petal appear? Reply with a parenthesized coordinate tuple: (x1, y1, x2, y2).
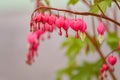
(97, 22, 105, 35)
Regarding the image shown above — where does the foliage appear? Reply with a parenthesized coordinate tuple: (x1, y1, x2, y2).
(61, 36, 95, 57)
(56, 0, 120, 80)
(67, 0, 79, 6)
(32, 0, 120, 80)
(90, 0, 112, 13)
(106, 32, 120, 53)
(56, 59, 102, 80)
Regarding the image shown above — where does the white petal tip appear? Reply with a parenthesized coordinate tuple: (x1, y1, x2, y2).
(98, 35, 104, 44)
(80, 33, 86, 41)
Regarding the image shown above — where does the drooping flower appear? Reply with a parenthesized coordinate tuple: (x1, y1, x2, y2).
(36, 13, 42, 22)
(97, 22, 106, 43)
(99, 63, 109, 79)
(55, 16, 64, 36)
(107, 55, 117, 65)
(36, 13, 43, 30)
(70, 19, 80, 38)
(48, 14, 57, 32)
(35, 29, 44, 39)
(48, 14, 56, 25)
(42, 14, 50, 24)
(45, 23, 51, 32)
(107, 55, 117, 71)
(62, 19, 70, 37)
(79, 19, 87, 41)
(45, 23, 51, 38)
(70, 19, 87, 40)
(33, 16, 38, 23)
(27, 33, 37, 44)
(102, 64, 109, 71)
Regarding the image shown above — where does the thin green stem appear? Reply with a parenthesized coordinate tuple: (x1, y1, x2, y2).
(105, 49, 119, 59)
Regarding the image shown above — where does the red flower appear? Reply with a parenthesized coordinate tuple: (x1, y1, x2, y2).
(97, 22, 106, 43)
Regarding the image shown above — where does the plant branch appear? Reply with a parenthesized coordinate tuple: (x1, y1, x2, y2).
(113, 0, 120, 10)
(91, 17, 96, 37)
(97, 5, 105, 16)
(86, 33, 117, 80)
(31, 6, 120, 26)
(113, 8, 118, 35)
(105, 49, 119, 59)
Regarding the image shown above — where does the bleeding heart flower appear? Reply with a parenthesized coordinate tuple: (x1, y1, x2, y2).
(48, 14, 56, 25)
(102, 64, 109, 71)
(27, 33, 37, 44)
(70, 19, 80, 38)
(100, 67, 104, 73)
(33, 16, 38, 23)
(79, 19, 87, 33)
(35, 29, 44, 39)
(97, 22, 106, 43)
(79, 19, 87, 41)
(100, 64, 108, 74)
(45, 23, 51, 32)
(70, 19, 78, 31)
(33, 42, 39, 51)
(97, 22, 105, 35)
(107, 55, 117, 65)
(42, 14, 50, 24)
(63, 19, 70, 37)
(55, 16, 64, 36)
(36, 13, 42, 22)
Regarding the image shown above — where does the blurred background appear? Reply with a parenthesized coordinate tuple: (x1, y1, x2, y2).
(0, 0, 69, 80)
(0, 0, 120, 80)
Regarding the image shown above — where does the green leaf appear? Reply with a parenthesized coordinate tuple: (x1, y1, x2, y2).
(106, 32, 120, 49)
(56, 59, 102, 80)
(117, 0, 120, 2)
(90, 0, 112, 13)
(62, 36, 95, 57)
(44, 0, 50, 6)
(62, 36, 83, 57)
(71, 60, 102, 80)
(106, 32, 120, 54)
(67, 0, 79, 5)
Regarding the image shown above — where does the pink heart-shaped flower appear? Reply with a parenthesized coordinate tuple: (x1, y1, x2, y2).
(42, 14, 50, 24)
(107, 55, 117, 65)
(97, 22, 105, 35)
(27, 33, 37, 44)
(36, 13, 42, 22)
(48, 14, 56, 25)
(55, 16, 64, 28)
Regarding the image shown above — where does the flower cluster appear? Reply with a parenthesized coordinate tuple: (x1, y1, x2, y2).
(26, 30, 43, 65)
(99, 55, 117, 80)
(26, 12, 113, 65)
(26, 13, 87, 65)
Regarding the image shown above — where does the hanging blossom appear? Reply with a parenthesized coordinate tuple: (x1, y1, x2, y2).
(99, 42, 119, 79)
(99, 54, 117, 80)
(99, 63, 109, 80)
(26, 12, 89, 65)
(97, 22, 106, 44)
